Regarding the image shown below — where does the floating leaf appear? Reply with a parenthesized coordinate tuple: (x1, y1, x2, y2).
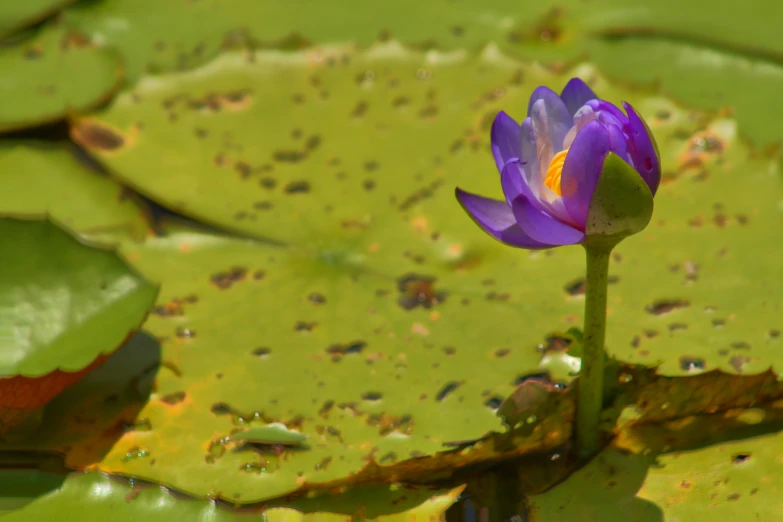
(0, 217, 158, 432)
(1, 470, 464, 521)
(232, 423, 308, 446)
(0, 142, 150, 241)
(0, 23, 122, 132)
(0, 1, 77, 37)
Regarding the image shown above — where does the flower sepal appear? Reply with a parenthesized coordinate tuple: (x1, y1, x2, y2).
(584, 152, 654, 250)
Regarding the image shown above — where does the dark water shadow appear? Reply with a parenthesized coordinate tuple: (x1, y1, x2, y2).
(447, 449, 663, 522)
(0, 331, 161, 467)
(0, 469, 67, 514)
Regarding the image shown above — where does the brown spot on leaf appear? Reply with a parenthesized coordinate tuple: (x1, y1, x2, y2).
(314, 456, 332, 471)
(252, 347, 271, 357)
(160, 391, 186, 405)
(234, 161, 252, 178)
(210, 266, 248, 289)
(351, 101, 368, 118)
(729, 355, 751, 373)
(367, 413, 413, 436)
(273, 150, 307, 163)
(308, 292, 326, 304)
(398, 179, 444, 211)
(645, 299, 690, 315)
(494, 348, 510, 358)
(435, 381, 463, 402)
(294, 321, 317, 332)
(71, 122, 125, 151)
(485, 291, 510, 301)
(284, 180, 311, 194)
(397, 273, 446, 310)
(731, 452, 751, 463)
(326, 341, 365, 361)
(361, 391, 383, 401)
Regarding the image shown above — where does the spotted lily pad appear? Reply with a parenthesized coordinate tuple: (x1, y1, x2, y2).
(0, 1, 77, 37)
(16, 218, 568, 502)
(0, 142, 150, 241)
(63, 0, 559, 83)
(65, 0, 783, 145)
(71, 45, 783, 378)
(0, 23, 122, 132)
(0, 217, 158, 432)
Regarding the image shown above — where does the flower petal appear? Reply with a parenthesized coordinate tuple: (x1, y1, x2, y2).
(622, 102, 661, 195)
(511, 195, 585, 246)
(455, 188, 555, 249)
(560, 120, 611, 228)
(529, 92, 572, 165)
(586, 99, 628, 124)
(500, 159, 525, 204)
(560, 78, 598, 117)
(520, 118, 542, 189)
(491, 111, 522, 172)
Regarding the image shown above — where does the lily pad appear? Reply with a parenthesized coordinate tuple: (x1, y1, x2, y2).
(0, 23, 123, 132)
(21, 218, 567, 502)
(528, 406, 783, 520)
(0, 142, 150, 241)
(1, 469, 464, 521)
(0, 217, 158, 431)
(64, 0, 783, 146)
(0, 1, 77, 37)
(63, 0, 560, 83)
(71, 46, 783, 378)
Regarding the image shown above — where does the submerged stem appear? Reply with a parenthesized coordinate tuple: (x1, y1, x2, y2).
(575, 244, 612, 459)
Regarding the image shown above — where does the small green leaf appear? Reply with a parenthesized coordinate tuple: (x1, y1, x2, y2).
(0, 216, 158, 376)
(0, 24, 122, 132)
(0, 470, 464, 520)
(232, 423, 308, 446)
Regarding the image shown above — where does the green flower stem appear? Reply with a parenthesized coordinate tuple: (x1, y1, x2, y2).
(575, 244, 612, 459)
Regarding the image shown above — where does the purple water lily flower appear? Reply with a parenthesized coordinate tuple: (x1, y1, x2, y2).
(456, 78, 660, 249)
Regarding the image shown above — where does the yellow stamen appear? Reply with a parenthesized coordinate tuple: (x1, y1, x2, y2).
(544, 149, 569, 196)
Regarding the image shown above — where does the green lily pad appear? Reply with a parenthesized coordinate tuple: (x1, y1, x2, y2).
(20, 218, 567, 501)
(0, 142, 150, 241)
(55, 44, 783, 502)
(0, 23, 123, 132)
(1, 469, 464, 521)
(64, 0, 783, 146)
(0, 217, 157, 432)
(63, 0, 561, 84)
(0, 1, 77, 37)
(72, 46, 783, 378)
(0, 215, 158, 378)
